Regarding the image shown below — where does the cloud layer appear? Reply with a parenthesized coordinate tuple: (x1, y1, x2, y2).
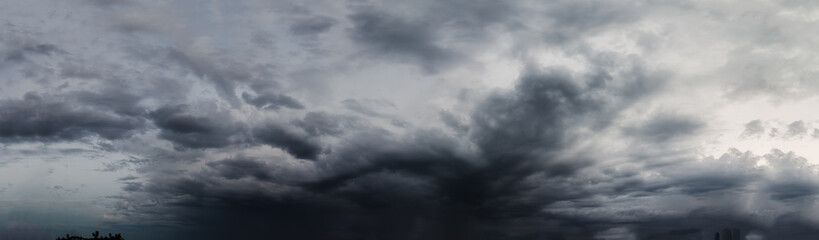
(4, 0, 819, 239)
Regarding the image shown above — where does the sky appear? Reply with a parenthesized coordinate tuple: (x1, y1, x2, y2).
(3, 0, 819, 239)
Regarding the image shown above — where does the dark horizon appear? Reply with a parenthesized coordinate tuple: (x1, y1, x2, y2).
(3, 0, 819, 239)
(55, 231, 123, 240)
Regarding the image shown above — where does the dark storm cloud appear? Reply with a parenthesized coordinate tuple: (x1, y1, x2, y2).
(126, 130, 492, 239)
(118, 176, 138, 181)
(236, 73, 304, 110)
(253, 123, 321, 160)
(289, 15, 336, 36)
(0, 92, 145, 142)
(469, 63, 663, 163)
(624, 154, 758, 196)
(623, 114, 704, 142)
(554, 147, 819, 239)
(292, 111, 356, 137)
(344, 0, 520, 72)
(240, 92, 304, 110)
(126, 177, 357, 240)
(149, 105, 244, 149)
(206, 157, 274, 181)
(72, 88, 145, 117)
(152, 107, 217, 135)
(112, 62, 673, 239)
(766, 181, 818, 200)
(348, 10, 458, 73)
(673, 176, 749, 195)
(305, 129, 473, 199)
(121, 182, 143, 192)
(9, 1, 819, 239)
(116, 68, 819, 238)
(465, 67, 611, 201)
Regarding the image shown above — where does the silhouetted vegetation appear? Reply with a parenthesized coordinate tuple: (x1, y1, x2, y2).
(55, 231, 124, 240)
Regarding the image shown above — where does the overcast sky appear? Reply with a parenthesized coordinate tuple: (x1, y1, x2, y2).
(3, 0, 819, 239)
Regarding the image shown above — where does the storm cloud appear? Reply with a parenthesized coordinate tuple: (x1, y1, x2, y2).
(0, 92, 145, 142)
(4, 0, 819, 240)
(149, 104, 245, 149)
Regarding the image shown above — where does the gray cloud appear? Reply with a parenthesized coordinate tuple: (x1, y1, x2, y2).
(540, 148, 819, 239)
(98, 161, 129, 172)
(149, 104, 245, 149)
(623, 114, 704, 142)
(766, 181, 818, 200)
(206, 157, 275, 181)
(742, 120, 765, 138)
(165, 49, 269, 106)
(439, 110, 469, 135)
(341, 98, 411, 128)
(739, 120, 819, 140)
(342, 0, 518, 73)
(292, 111, 357, 137)
(6, 1, 819, 240)
(72, 88, 145, 117)
(541, 0, 643, 44)
(241, 92, 304, 110)
(104, 62, 818, 239)
(341, 98, 395, 117)
(0, 29, 63, 64)
(470, 67, 596, 175)
(786, 121, 808, 138)
(107, 61, 675, 239)
(289, 15, 336, 36)
(254, 123, 322, 160)
(0, 92, 145, 142)
(348, 10, 458, 73)
(117, 176, 138, 181)
(121, 182, 143, 192)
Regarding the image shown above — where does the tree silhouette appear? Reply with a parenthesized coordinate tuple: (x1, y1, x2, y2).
(55, 231, 124, 240)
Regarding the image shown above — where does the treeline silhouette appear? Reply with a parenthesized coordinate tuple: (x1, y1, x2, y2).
(56, 231, 124, 240)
